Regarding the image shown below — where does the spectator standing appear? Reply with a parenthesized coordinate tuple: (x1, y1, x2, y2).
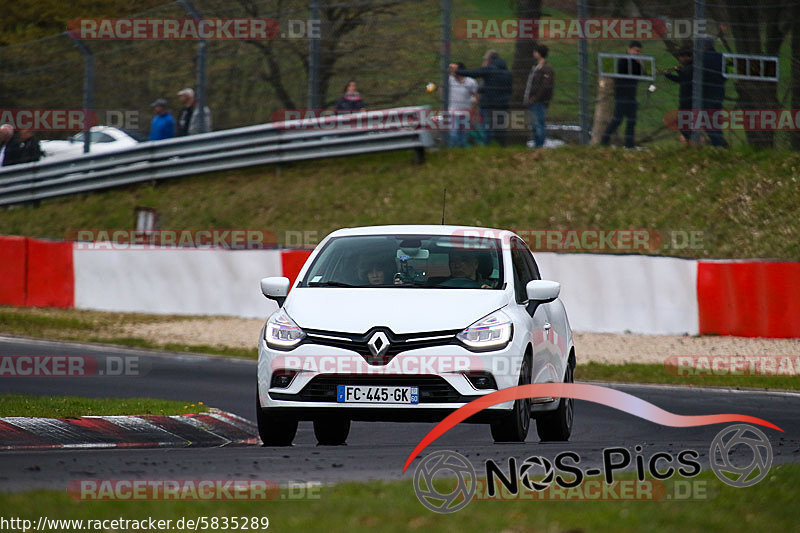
(601, 41, 643, 148)
(456, 50, 512, 146)
(176, 88, 212, 136)
(699, 37, 728, 147)
(149, 98, 175, 141)
(523, 44, 555, 148)
(336, 81, 366, 112)
(447, 62, 478, 147)
(4, 129, 41, 165)
(663, 48, 694, 143)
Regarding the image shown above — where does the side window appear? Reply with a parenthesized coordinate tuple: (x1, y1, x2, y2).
(510, 238, 534, 303)
(522, 246, 541, 281)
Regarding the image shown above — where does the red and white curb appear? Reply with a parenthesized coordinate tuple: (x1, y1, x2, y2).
(0, 409, 259, 451)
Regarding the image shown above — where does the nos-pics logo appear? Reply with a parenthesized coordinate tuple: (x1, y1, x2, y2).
(413, 423, 773, 513)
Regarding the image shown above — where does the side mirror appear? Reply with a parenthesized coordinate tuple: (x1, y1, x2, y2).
(526, 280, 560, 302)
(260, 277, 290, 306)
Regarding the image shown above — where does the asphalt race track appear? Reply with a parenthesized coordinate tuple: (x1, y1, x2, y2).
(1, 336, 798, 491)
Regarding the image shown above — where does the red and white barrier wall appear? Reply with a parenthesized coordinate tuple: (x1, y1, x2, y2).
(1, 236, 798, 338)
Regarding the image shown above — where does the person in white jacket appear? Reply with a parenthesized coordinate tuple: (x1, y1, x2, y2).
(176, 88, 212, 136)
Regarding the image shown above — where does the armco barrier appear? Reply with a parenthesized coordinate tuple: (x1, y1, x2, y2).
(698, 261, 800, 338)
(1, 234, 797, 338)
(0, 107, 434, 207)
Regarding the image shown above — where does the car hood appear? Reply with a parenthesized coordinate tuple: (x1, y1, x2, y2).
(285, 287, 509, 334)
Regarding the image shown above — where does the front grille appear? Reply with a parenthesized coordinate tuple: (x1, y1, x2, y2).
(302, 327, 460, 365)
(270, 375, 467, 403)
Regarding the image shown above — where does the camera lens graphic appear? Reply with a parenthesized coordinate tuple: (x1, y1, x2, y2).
(709, 424, 772, 488)
(413, 450, 476, 513)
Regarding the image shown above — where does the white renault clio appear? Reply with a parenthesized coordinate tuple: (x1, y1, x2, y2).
(257, 225, 575, 445)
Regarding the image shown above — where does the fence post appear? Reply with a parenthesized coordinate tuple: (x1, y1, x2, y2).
(577, 0, 590, 144)
(691, 0, 706, 143)
(67, 33, 94, 154)
(440, 0, 451, 147)
(180, 0, 208, 134)
(308, 0, 321, 110)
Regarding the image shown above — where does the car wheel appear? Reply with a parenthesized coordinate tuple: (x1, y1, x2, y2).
(535, 363, 574, 442)
(313, 417, 351, 445)
(256, 388, 297, 446)
(490, 355, 531, 443)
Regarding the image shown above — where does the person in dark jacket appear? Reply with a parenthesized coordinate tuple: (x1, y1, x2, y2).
(523, 44, 555, 148)
(601, 41, 643, 148)
(4, 129, 41, 165)
(456, 50, 512, 146)
(699, 37, 727, 147)
(664, 48, 694, 142)
(336, 81, 366, 112)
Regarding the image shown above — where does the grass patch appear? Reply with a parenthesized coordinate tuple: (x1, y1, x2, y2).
(1, 145, 798, 259)
(0, 394, 207, 418)
(576, 362, 800, 391)
(0, 465, 797, 532)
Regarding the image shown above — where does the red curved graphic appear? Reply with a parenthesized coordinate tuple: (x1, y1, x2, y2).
(402, 383, 783, 472)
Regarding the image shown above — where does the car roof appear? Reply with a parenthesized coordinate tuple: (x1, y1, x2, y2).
(327, 225, 517, 240)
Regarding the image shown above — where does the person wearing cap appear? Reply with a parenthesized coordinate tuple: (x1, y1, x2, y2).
(176, 88, 212, 136)
(149, 98, 175, 141)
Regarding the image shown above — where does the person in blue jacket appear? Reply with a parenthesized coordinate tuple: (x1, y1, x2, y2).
(149, 98, 176, 141)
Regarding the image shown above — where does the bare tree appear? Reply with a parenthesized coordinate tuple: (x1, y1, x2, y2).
(237, 0, 405, 110)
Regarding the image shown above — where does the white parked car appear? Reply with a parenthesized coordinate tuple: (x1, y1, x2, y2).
(257, 225, 575, 445)
(40, 126, 139, 161)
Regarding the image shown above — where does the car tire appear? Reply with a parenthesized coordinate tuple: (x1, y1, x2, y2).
(313, 417, 351, 445)
(490, 355, 531, 443)
(535, 363, 574, 442)
(256, 388, 297, 446)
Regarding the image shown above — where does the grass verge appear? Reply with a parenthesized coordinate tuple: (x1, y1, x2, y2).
(1, 145, 799, 259)
(576, 362, 800, 391)
(0, 465, 797, 532)
(0, 394, 207, 418)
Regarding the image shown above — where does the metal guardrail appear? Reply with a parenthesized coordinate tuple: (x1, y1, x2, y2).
(0, 106, 434, 207)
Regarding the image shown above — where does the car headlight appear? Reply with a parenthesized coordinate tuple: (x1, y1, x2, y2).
(457, 310, 513, 351)
(264, 308, 305, 350)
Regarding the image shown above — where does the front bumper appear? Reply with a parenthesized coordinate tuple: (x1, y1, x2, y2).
(257, 336, 529, 417)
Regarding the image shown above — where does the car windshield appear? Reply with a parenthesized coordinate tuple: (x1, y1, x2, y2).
(299, 234, 504, 289)
(72, 131, 115, 143)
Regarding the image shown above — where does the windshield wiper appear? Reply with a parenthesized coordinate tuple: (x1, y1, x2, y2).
(307, 280, 359, 288)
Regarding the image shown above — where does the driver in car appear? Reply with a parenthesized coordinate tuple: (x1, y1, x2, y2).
(444, 250, 492, 288)
(356, 256, 398, 286)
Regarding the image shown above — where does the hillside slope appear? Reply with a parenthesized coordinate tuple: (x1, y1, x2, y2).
(1, 145, 798, 259)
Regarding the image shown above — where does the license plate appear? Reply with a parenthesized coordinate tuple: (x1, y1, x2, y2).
(337, 385, 419, 404)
